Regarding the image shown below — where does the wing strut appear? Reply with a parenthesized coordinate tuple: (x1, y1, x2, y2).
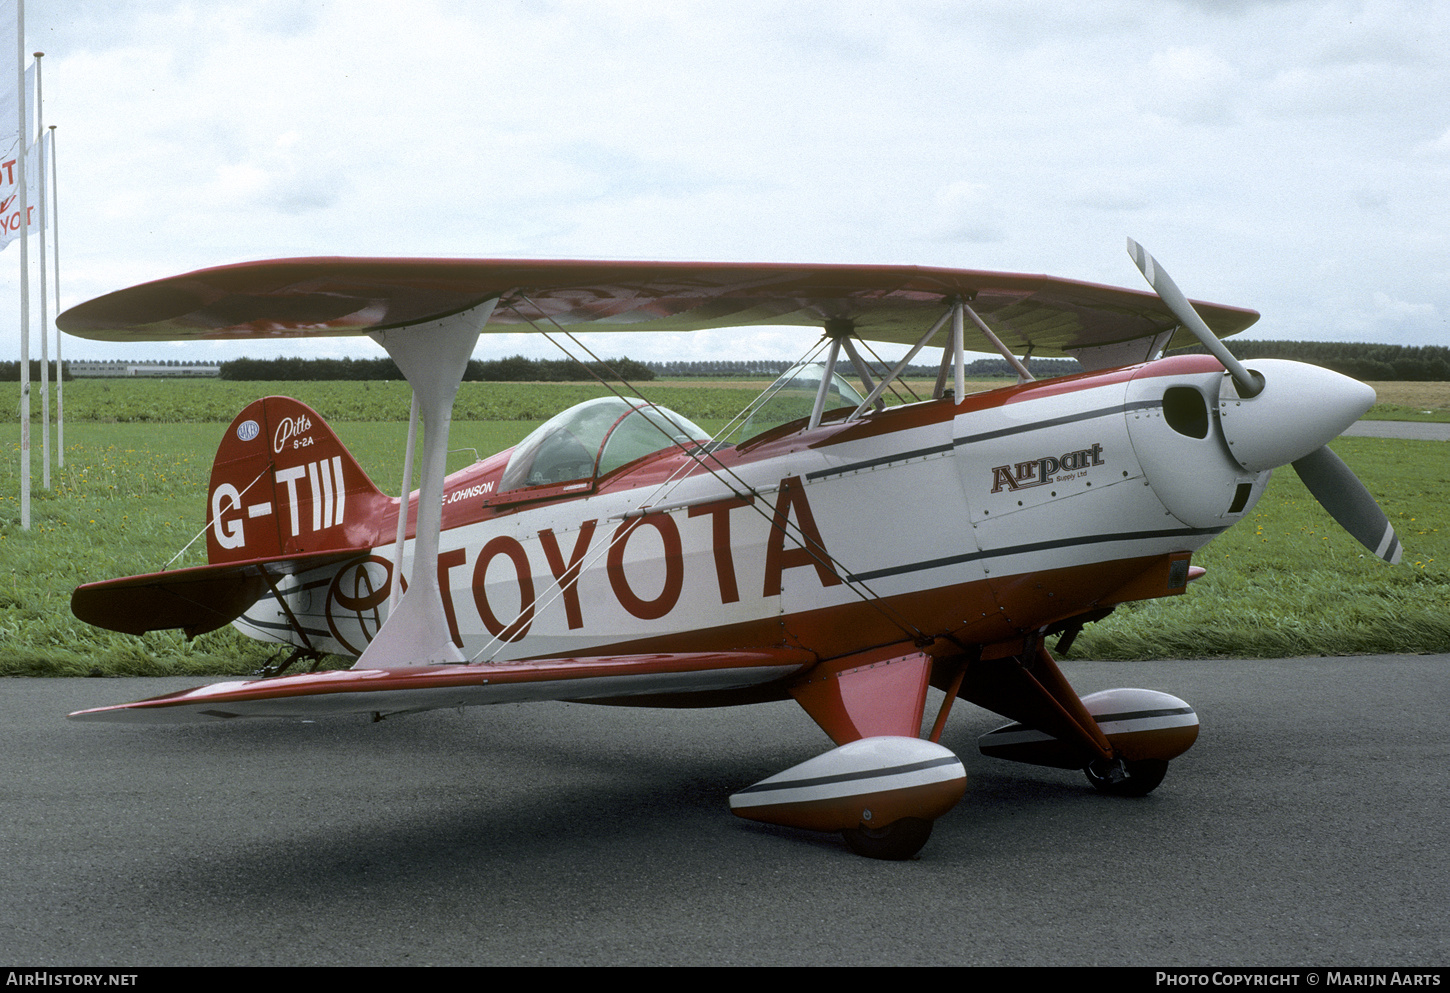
(807, 332, 845, 430)
(389, 391, 420, 612)
(952, 301, 966, 398)
(840, 338, 885, 412)
(963, 302, 1034, 384)
(848, 306, 953, 420)
(928, 302, 968, 401)
(356, 297, 499, 668)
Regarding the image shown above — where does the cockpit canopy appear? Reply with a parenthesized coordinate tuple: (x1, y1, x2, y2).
(499, 396, 711, 493)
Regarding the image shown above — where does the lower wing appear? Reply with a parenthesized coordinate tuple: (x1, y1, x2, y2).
(67, 649, 816, 723)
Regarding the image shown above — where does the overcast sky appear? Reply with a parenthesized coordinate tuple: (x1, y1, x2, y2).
(7, 0, 1448, 366)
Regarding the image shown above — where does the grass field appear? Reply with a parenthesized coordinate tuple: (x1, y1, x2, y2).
(1358, 382, 1450, 422)
(1062, 434, 1449, 660)
(11, 375, 1444, 422)
(1, 378, 1446, 675)
(5, 379, 772, 425)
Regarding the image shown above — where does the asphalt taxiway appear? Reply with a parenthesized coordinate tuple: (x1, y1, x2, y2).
(1342, 420, 1450, 441)
(2, 655, 1446, 966)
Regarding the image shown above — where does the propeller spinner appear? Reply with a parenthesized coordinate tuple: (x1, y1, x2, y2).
(1126, 239, 1402, 565)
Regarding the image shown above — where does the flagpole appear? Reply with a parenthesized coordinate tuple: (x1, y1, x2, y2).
(49, 122, 58, 466)
(33, 48, 45, 490)
(16, 0, 28, 529)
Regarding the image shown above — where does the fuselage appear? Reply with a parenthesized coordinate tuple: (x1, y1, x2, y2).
(232, 354, 1265, 673)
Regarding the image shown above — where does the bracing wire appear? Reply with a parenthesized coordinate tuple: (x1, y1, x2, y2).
(162, 465, 271, 571)
(462, 300, 932, 663)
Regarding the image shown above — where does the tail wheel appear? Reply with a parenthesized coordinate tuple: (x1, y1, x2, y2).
(841, 816, 933, 861)
(1085, 758, 1169, 797)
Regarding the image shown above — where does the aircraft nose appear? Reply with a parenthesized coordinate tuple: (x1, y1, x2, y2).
(1215, 359, 1375, 472)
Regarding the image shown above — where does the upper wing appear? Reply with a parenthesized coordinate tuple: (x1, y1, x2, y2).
(67, 649, 816, 723)
(56, 257, 1258, 358)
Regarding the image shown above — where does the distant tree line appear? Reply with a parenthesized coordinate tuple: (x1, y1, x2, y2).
(1169, 341, 1450, 382)
(646, 359, 798, 377)
(959, 357, 1082, 377)
(656, 345, 1450, 382)
(1, 360, 72, 381)
(19, 343, 1447, 384)
(644, 357, 1083, 378)
(217, 355, 655, 382)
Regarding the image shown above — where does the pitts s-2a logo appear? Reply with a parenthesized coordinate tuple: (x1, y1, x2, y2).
(990, 443, 1105, 493)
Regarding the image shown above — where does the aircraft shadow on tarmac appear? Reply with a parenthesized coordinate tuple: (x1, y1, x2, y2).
(77, 695, 1199, 900)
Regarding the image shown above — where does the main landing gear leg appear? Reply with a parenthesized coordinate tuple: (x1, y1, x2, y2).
(966, 644, 1200, 795)
(255, 646, 327, 679)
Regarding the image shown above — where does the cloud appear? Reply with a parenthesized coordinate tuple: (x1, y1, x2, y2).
(1136, 46, 1243, 125)
(928, 181, 1007, 244)
(1372, 290, 1437, 323)
(12, 0, 1450, 363)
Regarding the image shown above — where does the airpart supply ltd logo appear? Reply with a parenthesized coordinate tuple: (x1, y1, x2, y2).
(990, 442, 1105, 493)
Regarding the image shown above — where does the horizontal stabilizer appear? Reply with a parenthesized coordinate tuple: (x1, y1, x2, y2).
(71, 550, 366, 639)
(67, 649, 815, 723)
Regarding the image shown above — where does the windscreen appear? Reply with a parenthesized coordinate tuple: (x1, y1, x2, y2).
(499, 397, 710, 492)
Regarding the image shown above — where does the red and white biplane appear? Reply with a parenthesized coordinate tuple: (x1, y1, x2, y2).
(59, 241, 1399, 859)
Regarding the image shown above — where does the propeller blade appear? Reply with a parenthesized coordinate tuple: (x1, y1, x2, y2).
(1124, 240, 1396, 564)
(1291, 446, 1402, 564)
(1126, 238, 1262, 398)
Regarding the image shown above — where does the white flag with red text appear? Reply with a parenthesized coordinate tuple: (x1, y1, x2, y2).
(0, 1, 36, 252)
(0, 127, 37, 248)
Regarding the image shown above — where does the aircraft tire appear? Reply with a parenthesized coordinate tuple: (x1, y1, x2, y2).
(1084, 758, 1169, 797)
(841, 817, 933, 861)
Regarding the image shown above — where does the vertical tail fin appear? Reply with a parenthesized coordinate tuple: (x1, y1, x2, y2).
(207, 396, 393, 564)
